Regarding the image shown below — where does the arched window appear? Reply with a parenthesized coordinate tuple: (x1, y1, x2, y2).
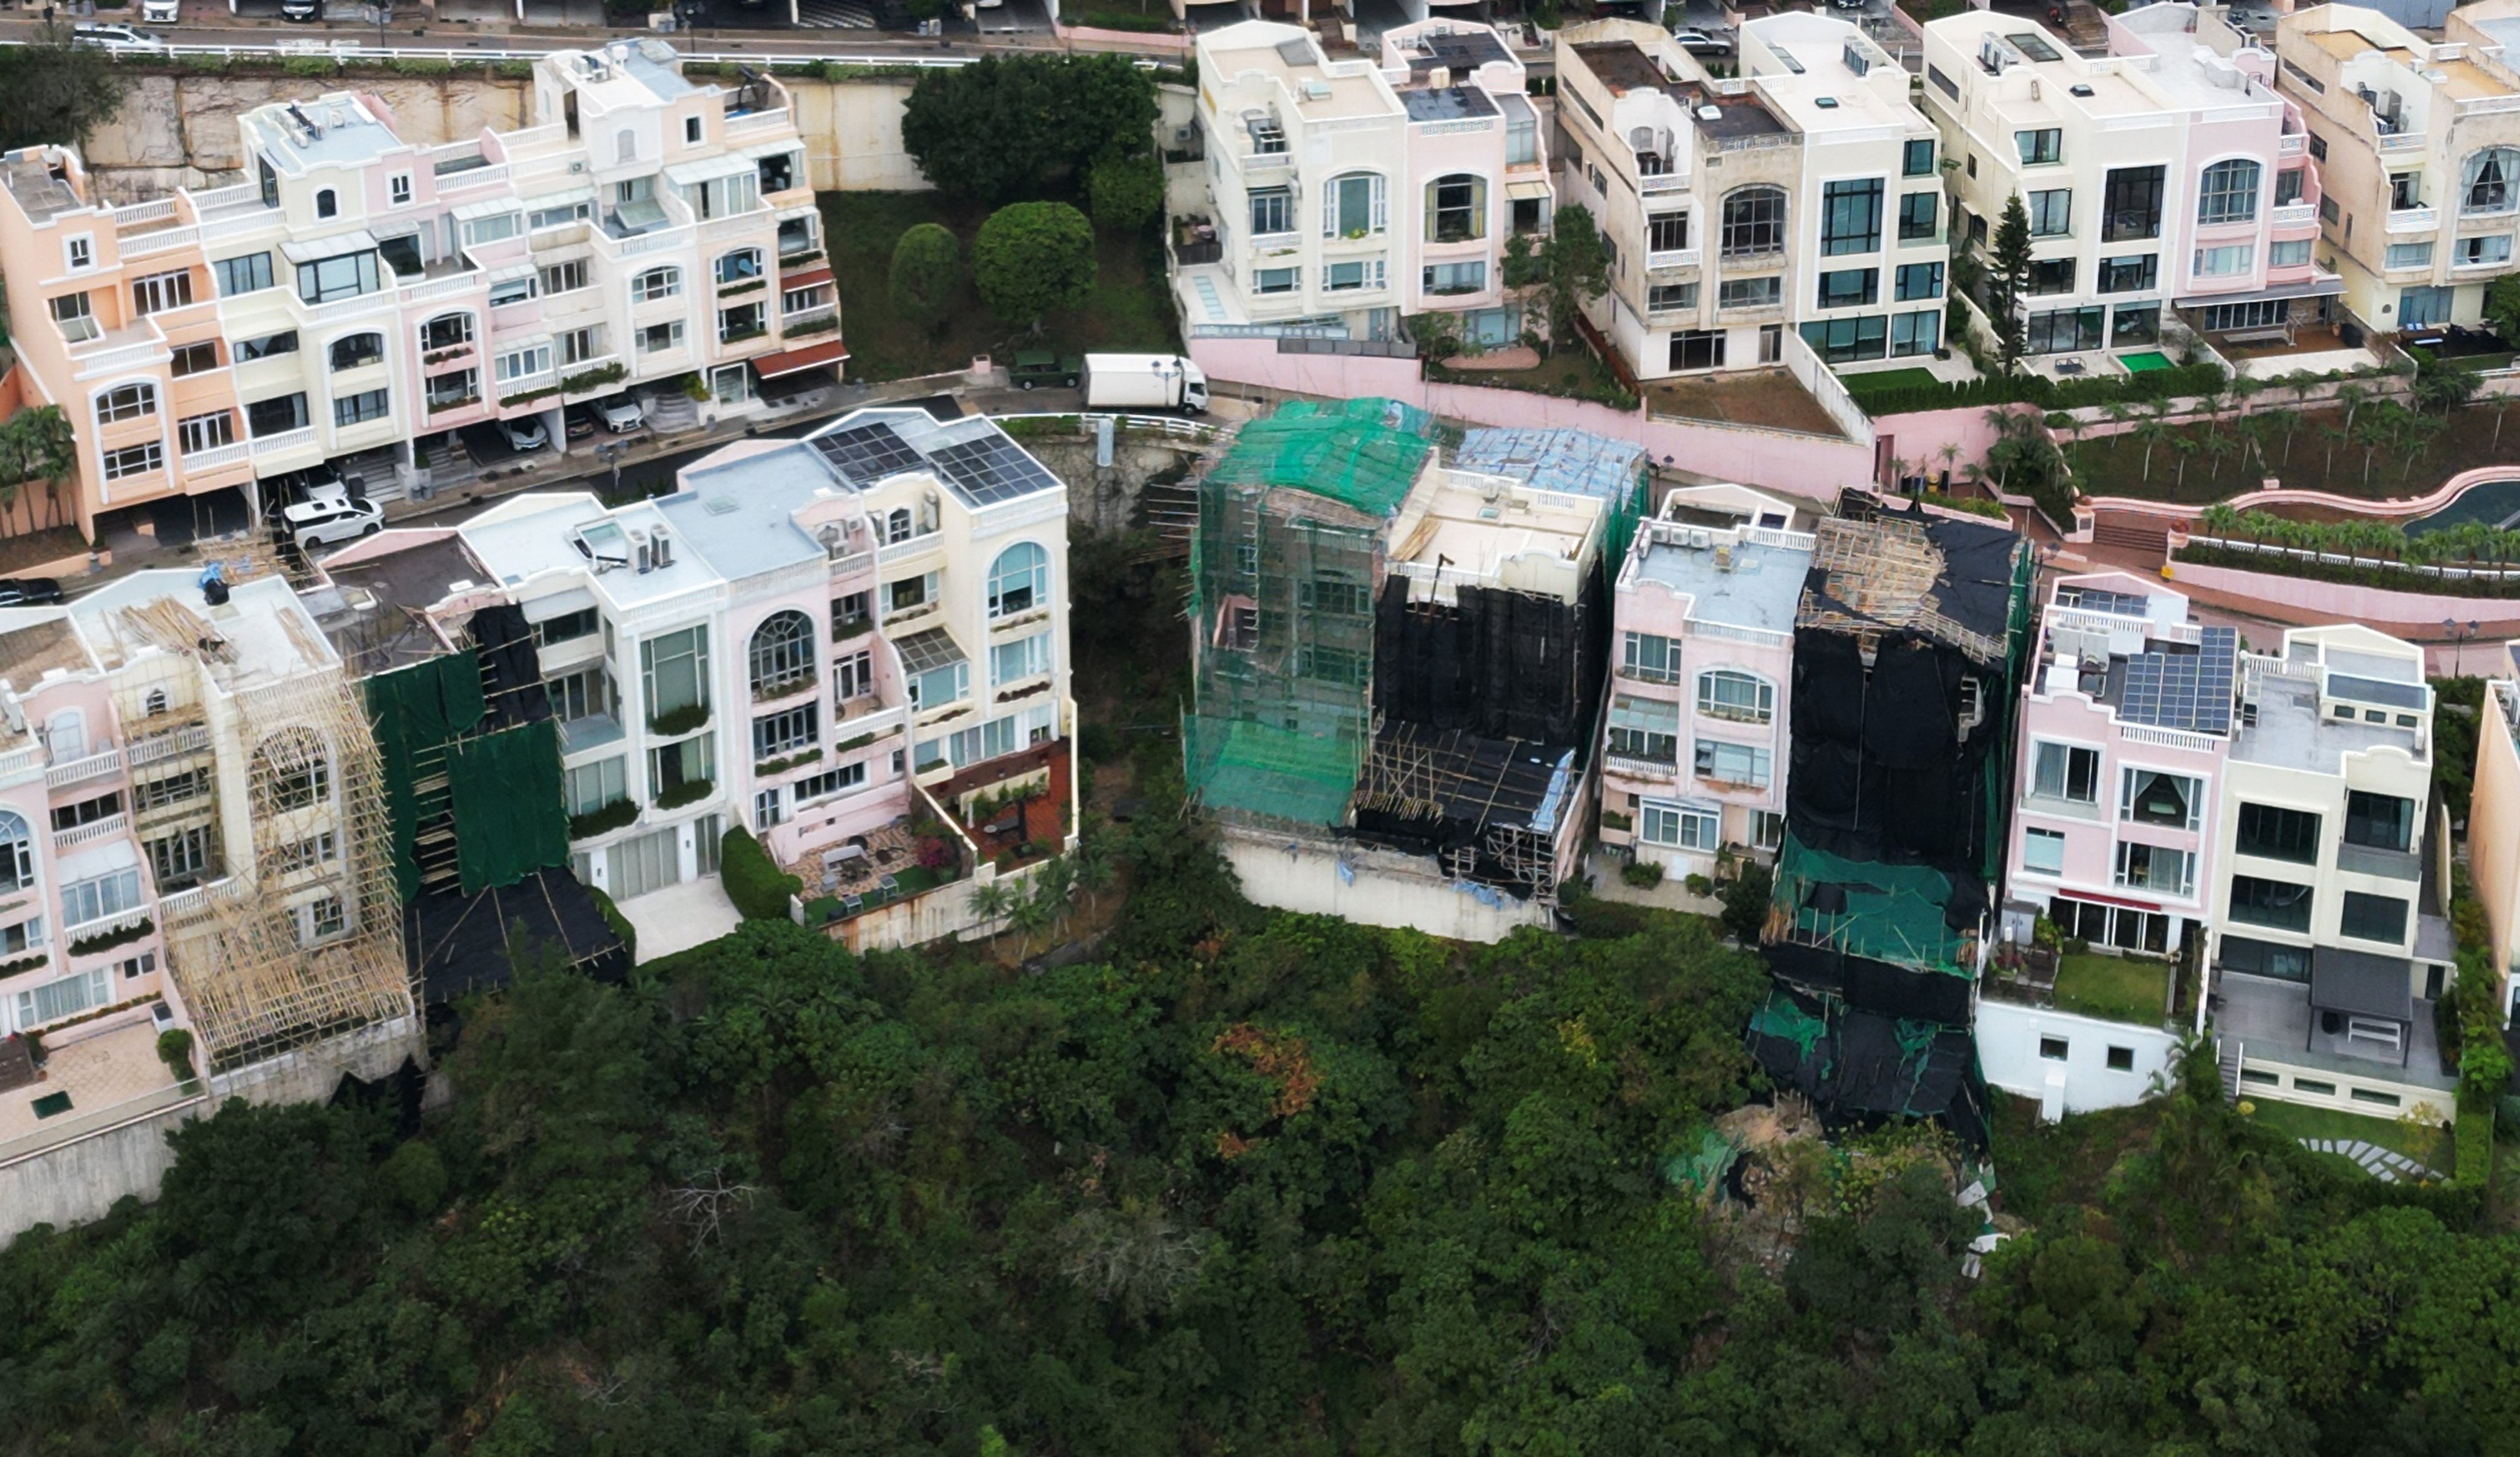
(315, 188, 338, 219)
(95, 382, 154, 426)
(1721, 186, 1788, 259)
(1323, 170, 1385, 237)
(329, 332, 385, 372)
(633, 266, 681, 303)
(1425, 174, 1488, 243)
(423, 312, 473, 351)
(748, 610, 815, 697)
(988, 541, 1049, 618)
(2465, 147, 2520, 214)
(251, 728, 330, 816)
(886, 507, 913, 545)
(44, 710, 84, 762)
(1696, 669, 1775, 725)
(2197, 159, 2262, 224)
(142, 687, 169, 717)
(714, 247, 762, 286)
(616, 129, 638, 165)
(0, 811, 29, 893)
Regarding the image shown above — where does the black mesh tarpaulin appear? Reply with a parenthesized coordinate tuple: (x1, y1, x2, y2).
(1371, 574, 1605, 747)
(404, 866, 629, 1005)
(1746, 986, 1990, 1150)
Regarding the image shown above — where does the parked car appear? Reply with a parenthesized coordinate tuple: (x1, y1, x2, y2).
(1009, 351, 1082, 391)
(595, 394, 646, 433)
(500, 417, 551, 453)
(0, 579, 66, 608)
(71, 23, 167, 50)
(140, 0, 180, 22)
(281, 486, 383, 551)
(279, 0, 322, 19)
(563, 404, 599, 441)
(1670, 27, 1734, 54)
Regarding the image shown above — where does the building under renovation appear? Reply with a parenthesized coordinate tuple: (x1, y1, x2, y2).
(1748, 493, 2035, 1146)
(1182, 399, 1647, 941)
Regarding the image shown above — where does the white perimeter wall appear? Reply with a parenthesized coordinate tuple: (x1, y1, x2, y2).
(1222, 832, 1551, 944)
(1977, 999, 2182, 1119)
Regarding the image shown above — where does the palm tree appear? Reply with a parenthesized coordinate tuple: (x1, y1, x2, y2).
(1886, 454, 1911, 493)
(2229, 372, 2263, 420)
(1937, 441, 1961, 489)
(2319, 421, 2353, 479)
(969, 878, 1018, 936)
(2170, 434, 2202, 491)
(2356, 408, 2399, 490)
(1032, 856, 1078, 936)
(1071, 831, 1116, 911)
(2336, 382, 2371, 435)
(2134, 417, 2174, 482)
(2264, 407, 2305, 465)
(1008, 890, 1057, 959)
(2198, 502, 2244, 541)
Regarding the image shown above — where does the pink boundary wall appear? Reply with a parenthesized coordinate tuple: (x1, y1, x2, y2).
(1051, 24, 1191, 53)
(2166, 559, 2520, 631)
(1190, 338, 1876, 501)
(2080, 465, 2520, 526)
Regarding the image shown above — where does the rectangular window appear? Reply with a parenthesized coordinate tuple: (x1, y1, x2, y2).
(1890, 309, 1940, 357)
(1249, 186, 1294, 236)
(1607, 694, 1681, 764)
(1903, 137, 1935, 177)
(2016, 129, 2062, 166)
(1718, 276, 1780, 309)
(541, 259, 590, 296)
(1820, 178, 1884, 255)
(2102, 166, 2166, 242)
(14, 968, 103, 1029)
(1647, 211, 1690, 253)
(2025, 307, 2105, 354)
(130, 269, 194, 314)
(176, 412, 233, 455)
(2028, 257, 2075, 295)
(1798, 314, 1889, 363)
(102, 443, 163, 481)
(638, 321, 684, 354)
(462, 212, 521, 247)
(752, 703, 819, 761)
(647, 732, 715, 800)
(529, 200, 590, 231)
(1695, 669, 1772, 722)
(564, 757, 629, 816)
(2115, 840, 2193, 895)
(60, 868, 143, 928)
(1254, 267, 1297, 295)
(2386, 241, 2434, 270)
(389, 173, 412, 206)
(1638, 799, 1720, 851)
(639, 625, 710, 723)
(2340, 890, 2410, 944)
(546, 664, 612, 723)
(170, 341, 218, 377)
(2344, 791, 2413, 851)
(295, 251, 380, 304)
(1894, 261, 1943, 302)
(332, 388, 389, 427)
(2032, 741, 2100, 802)
(1816, 268, 1877, 309)
(2022, 827, 2066, 876)
(1426, 175, 1482, 242)
(96, 383, 154, 423)
(246, 393, 308, 436)
(886, 572, 935, 613)
(53, 792, 122, 832)
(495, 345, 552, 383)
(2268, 239, 2313, 268)
(2275, 168, 2305, 206)
(794, 762, 867, 805)
(2193, 244, 2254, 277)
(2113, 303, 2161, 344)
(906, 660, 968, 711)
(2230, 874, 2313, 932)
(2458, 234, 2514, 267)
(2098, 254, 2158, 293)
(1649, 282, 1699, 313)
(271, 832, 337, 876)
(1424, 260, 1487, 295)
(2028, 188, 2071, 237)
(991, 631, 1051, 685)
(147, 826, 215, 890)
(1898, 190, 1938, 242)
(834, 649, 876, 701)
(2199, 299, 2288, 332)
(2039, 1036, 2069, 1062)
(490, 274, 537, 308)
(1622, 632, 1680, 683)
(0, 917, 41, 957)
(2220, 933, 2310, 981)
(2236, 802, 2320, 862)
(1323, 258, 1385, 292)
(214, 252, 273, 297)
(1695, 738, 1772, 787)
(65, 236, 90, 270)
(2121, 768, 2201, 829)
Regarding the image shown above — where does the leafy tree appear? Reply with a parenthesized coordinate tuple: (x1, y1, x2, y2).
(974, 202, 1097, 332)
(1086, 153, 1165, 234)
(900, 54, 1157, 204)
(2487, 270, 2520, 343)
(1534, 203, 1610, 357)
(886, 222, 961, 335)
(0, 24, 127, 152)
(1988, 193, 2033, 372)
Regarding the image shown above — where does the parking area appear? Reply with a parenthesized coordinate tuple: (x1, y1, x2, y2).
(976, 0, 1052, 36)
(518, 0, 612, 24)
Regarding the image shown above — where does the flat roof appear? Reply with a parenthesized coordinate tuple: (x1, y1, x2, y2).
(1571, 40, 1674, 95)
(0, 618, 94, 686)
(1632, 533, 1810, 634)
(1454, 427, 1646, 502)
(249, 95, 404, 172)
(556, 40, 698, 103)
(1388, 469, 1604, 581)
(1399, 26, 1513, 74)
(805, 408, 1065, 512)
(2231, 675, 2422, 770)
(658, 443, 840, 581)
(462, 494, 724, 611)
(71, 572, 336, 687)
(1401, 86, 1500, 121)
(1205, 22, 1399, 120)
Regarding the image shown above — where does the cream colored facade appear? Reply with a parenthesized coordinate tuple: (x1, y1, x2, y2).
(2276, 3, 2520, 332)
(2474, 647, 2520, 1010)
(1553, 15, 1948, 380)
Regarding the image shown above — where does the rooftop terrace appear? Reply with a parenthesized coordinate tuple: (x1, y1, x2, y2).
(1626, 522, 1810, 636)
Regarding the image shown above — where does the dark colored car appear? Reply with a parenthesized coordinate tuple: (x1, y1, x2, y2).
(564, 404, 600, 441)
(0, 579, 66, 607)
(1009, 351, 1082, 390)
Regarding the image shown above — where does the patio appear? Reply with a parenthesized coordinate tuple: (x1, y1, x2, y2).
(1643, 367, 1846, 439)
(0, 1008, 193, 1163)
(791, 817, 945, 924)
(2212, 968, 2455, 1090)
(2208, 323, 2386, 381)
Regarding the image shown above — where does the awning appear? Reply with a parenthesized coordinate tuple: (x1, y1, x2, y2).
(280, 228, 378, 263)
(450, 198, 520, 223)
(521, 587, 596, 624)
(2174, 276, 2348, 309)
(1506, 179, 1553, 201)
(775, 202, 821, 223)
(663, 153, 756, 188)
(519, 186, 593, 214)
(740, 138, 801, 161)
(751, 338, 850, 379)
(2310, 946, 2415, 1023)
(780, 264, 834, 289)
(57, 837, 138, 881)
(895, 625, 967, 674)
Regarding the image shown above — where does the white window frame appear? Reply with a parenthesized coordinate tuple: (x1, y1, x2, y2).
(2021, 826, 2066, 877)
(64, 234, 93, 271)
(1638, 798, 1721, 851)
(2030, 739, 2102, 804)
(1695, 668, 1774, 724)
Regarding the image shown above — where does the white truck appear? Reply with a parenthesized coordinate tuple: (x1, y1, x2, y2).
(1080, 354, 1209, 413)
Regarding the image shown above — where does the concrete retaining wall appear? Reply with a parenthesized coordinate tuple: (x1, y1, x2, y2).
(1220, 830, 1550, 944)
(2166, 557, 2520, 628)
(1977, 998, 2182, 1118)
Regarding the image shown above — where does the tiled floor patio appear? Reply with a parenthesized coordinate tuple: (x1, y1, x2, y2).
(0, 1010, 191, 1162)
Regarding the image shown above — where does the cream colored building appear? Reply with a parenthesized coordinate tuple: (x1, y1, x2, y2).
(2276, 3, 2520, 333)
(2473, 645, 2520, 1012)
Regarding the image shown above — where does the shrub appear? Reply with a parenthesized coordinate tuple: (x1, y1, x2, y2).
(720, 825, 802, 921)
(156, 1028, 194, 1082)
(887, 222, 962, 335)
(656, 779, 714, 810)
(972, 202, 1097, 329)
(1620, 861, 1665, 889)
(1721, 862, 1773, 944)
(1683, 872, 1715, 897)
(378, 1140, 447, 1215)
(588, 884, 635, 962)
(1087, 153, 1166, 233)
(282, 57, 336, 78)
(1079, 721, 1120, 763)
(2457, 1102, 2495, 1185)
(568, 797, 639, 840)
(650, 703, 710, 737)
(69, 916, 153, 957)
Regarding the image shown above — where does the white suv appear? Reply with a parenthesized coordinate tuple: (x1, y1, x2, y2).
(71, 23, 167, 50)
(281, 486, 383, 551)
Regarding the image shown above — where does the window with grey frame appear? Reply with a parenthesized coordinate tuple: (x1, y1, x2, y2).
(2016, 129, 2062, 166)
(2464, 147, 2519, 214)
(214, 252, 273, 297)
(1720, 186, 1786, 259)
(1898, 190, 1938, 241)
(2097, 254, 2157, 293)
(2197, 158, 2261, 224)
(2027, 188, 2070, 238)
(1249, 186, 1292, 236)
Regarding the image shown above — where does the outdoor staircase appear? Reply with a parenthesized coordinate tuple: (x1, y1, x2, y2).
(2217, 1037, 2244, 1100)
(2092, 520, 2172, 561)
(416, 436, 478, 501)
(642, 386, 700, 436)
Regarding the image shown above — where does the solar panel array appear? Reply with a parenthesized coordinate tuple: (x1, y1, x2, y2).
(2057, 585, 2148, 618)
(2119, 626, 2237, 735)
(930, 433, 1063, 506)
(811, 421, 924, 486)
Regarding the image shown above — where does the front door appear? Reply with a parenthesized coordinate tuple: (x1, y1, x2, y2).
(608, 824, 681, 900)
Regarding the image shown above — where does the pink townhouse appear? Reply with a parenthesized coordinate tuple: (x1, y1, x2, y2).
(1378, 20, 1554, 349)
(1597, 502, 1811, 880)
(2002, 572, 2235, 959)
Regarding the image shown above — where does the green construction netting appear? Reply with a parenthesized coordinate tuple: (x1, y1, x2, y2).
(1748, 989, 1829, 1058)
(1773, 833, 1972, 977)
(364, 652, 487, 903)
(1182, 714, 1362, 827)
(447, 721, 570, 896)
(1203, 397, 1441, 518)
(1659, 1127, 1742, 1196)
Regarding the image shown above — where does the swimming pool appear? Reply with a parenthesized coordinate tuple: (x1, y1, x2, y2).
(2119, 351, 2175, 373)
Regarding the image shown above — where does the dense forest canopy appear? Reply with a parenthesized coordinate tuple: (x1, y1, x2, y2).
(6, 771, 2520, 1456)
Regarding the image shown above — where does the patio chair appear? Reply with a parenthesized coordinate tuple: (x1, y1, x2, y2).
(842, 892, 863, 917)
(881, 872, 900, 899)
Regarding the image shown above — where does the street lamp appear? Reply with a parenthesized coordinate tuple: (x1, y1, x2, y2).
(597, 442, 628, 502)
(2443, 618, 2483, 676)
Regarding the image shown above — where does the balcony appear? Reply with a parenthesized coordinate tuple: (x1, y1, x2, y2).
(2279, 133, 2308, 156)
(2271, 202, 2318, 228)
(62, 904, 149, 948)
(126, 724, 209, 768)
(45, 746, 122, 791)
(54, 813, 128, 852)
(2337, 842, 2422, 880)
(1604, 753, 1678, 781)
(1646, 247, 1702, 272)
(2386, 206, 2438, 234)
(250, 427, 318, 459)
(1245, 149, 1293, 174)
(557, 713, 626, 756)
(726, 107, 791, 138)
(178, 442, 250, 473)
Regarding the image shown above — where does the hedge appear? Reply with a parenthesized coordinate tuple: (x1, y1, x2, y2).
(2175, 545, 2520, 600)
(1848, 361, 2228, 419)
(2456, 1102, 2495, 1186)
(588, 884, 636, 963)
(721, 825, 802, 922)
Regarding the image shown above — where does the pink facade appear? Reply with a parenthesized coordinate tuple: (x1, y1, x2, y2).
(2003, 570, 2233, 954)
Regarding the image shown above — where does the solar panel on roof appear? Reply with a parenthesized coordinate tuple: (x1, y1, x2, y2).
(811, 422, 922, 485)
(2118, 626, 2236, 735)
(930, 434, 1062, 507)
(2329, 673, 2428, 710)
(2056, 585, 2148, 617)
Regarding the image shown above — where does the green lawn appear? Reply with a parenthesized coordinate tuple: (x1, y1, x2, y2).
(822, 191, 1178, 383)
(2245, 1097, 2447, 1170)
(1844, 367, 1943, 396)
(2052, 952, 2172, 1025)
(1436, 345, 1635, 409)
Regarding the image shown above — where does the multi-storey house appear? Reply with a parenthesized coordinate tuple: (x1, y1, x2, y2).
(1174, 20, 1549, 348)
(1551, 15, 1947, 379)
(2275, 2, 2520, 335)
(1597, 501, 1809, 885)
(447, 409, 1075, 947)
(1923, 7, 2329, 363)
(0, 41, 826, 543)
(2208, 623, 2457, 1116)
(2471, 644, 2520, 1015)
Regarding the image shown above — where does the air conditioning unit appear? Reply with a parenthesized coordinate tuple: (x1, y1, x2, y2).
(569, 160, 586, 174)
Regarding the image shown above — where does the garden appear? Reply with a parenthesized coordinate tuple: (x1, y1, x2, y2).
(2063, 383, 2520, 505)
(2050, 951, 2174, 1026)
